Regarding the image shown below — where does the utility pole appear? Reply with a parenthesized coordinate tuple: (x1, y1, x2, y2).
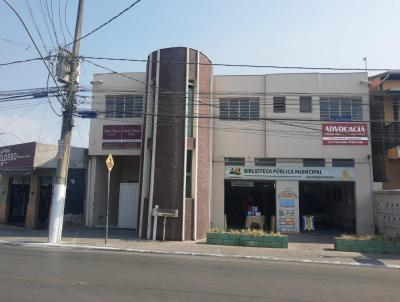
(48, 0, 85, 244)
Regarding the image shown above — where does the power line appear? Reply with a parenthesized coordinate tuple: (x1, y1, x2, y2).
(0, 57, 45, 67)
(1, 0, 64, 99)
(66, 0, 144, 46)
(81, 55, 400, 72)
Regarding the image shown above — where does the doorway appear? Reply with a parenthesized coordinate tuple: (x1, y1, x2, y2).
(299, 182, 355, 233)
(8, 177, 30, 225)
(224, 180, 276, 230)
(37, 176, 53, 229)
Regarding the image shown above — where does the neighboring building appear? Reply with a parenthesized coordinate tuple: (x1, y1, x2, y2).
(369, 71, 400, 189)
(0, 142, 87, 228)
(86, 47, 375, 240)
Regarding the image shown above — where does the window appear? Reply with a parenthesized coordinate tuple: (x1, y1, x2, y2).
(255, 158, 276, 166)
(219, 99, 259, 120)
(332, 159, 355, 167)
(186, 150, 192, 198)
(224, 157, 245, 166)
(273, 97, 286, 113)
(319, 98, 363, 121)
(300, 96, 312, 113)
(393, 97, 399, 121)
(105, 95, 143, 118)
(187, 83, 194, 137)
(303, 158, 325, 167)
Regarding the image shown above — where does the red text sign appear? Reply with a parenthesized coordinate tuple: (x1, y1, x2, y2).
(322, 123, 368, 145)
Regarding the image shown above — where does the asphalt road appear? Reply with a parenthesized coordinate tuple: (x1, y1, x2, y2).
(0, 245, 399, 302)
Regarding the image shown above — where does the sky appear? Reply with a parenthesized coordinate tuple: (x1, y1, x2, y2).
(0, 0, 399, 147)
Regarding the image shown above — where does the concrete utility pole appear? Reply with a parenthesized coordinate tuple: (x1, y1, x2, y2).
(48, 0, 85, 244)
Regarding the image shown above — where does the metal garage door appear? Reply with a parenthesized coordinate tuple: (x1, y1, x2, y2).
(118, 183, 139, 229)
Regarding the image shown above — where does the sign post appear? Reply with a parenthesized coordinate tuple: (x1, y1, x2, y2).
(105, 154, 114, 245)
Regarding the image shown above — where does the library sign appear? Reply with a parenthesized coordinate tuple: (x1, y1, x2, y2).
(322, 122, 368, 145)
(225, 166, 354, 182)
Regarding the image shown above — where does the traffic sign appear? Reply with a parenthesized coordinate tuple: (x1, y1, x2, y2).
(105, 154, 114, 172)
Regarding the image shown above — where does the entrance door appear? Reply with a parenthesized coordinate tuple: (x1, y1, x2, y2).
(37, 184, 53, 229)
(8, 184, 29, 224)
(118, 183, 139, 229)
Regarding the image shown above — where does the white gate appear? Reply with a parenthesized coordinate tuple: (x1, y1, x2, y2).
(118, 183, 139, 229)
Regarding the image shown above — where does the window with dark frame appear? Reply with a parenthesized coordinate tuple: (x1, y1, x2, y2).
(224, 157, 245, 166)
(105, 95, 143, 118)
(300, 96, 312, 113)
(303, 158, 325, 167)
(255, 158, 276, 166)
(273, 96, 286, 113)
(332, 159, 355, 167)
(219, 99, 259, 120)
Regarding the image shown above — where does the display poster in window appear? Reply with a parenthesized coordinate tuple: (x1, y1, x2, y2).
(278, 190, 297, 233)
(102, 125, 141, 149)
(322, 122, 368, 145)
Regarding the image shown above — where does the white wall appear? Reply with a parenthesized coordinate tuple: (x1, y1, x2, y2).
(211, 72, 374, 234)
(89, 72, 146, 156)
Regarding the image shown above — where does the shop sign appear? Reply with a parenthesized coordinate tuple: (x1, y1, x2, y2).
(322, 122, 368, 145)
(0, 142, 36, 169)
(225, 166, 354, 181)
(102, 125, 141, 150)
(278, 190, 297, 233)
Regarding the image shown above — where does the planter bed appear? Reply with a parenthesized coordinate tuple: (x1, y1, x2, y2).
(334, 237, 400, 255)
(206, 231, 288, 248)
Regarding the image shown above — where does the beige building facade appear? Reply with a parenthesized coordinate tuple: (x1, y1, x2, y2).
(86, 47, 376, 239)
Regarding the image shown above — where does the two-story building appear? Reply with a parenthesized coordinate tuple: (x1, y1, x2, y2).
(369, 71, 400, 189)
(86, 47, 375, 240)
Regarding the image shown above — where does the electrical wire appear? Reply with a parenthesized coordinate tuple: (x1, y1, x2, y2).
(0, 57, 45, 67)
(81, 55, 400, 72)
(57, 0, 67, 45)
(64, 0, 73, 40)
(1, 0, 64, 98)
(38, 0, 57, 49)
(66, 0, 144, 46)
(24, 0, 49, 53)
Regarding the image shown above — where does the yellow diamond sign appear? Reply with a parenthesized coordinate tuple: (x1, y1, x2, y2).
(105, 154, 114, 172)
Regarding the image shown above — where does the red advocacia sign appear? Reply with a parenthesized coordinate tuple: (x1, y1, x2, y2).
(322, 122, 368, 145)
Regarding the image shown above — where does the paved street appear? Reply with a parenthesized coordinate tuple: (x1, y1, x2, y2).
(0, 245, 399, 302)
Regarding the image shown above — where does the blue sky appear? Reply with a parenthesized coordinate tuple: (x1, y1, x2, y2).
(0, 0, 399, 147)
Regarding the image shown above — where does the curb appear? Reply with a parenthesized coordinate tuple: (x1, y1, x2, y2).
(1, 239, 399, 270)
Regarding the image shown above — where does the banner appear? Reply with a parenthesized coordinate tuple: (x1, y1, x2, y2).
(225, 166, 354, 181)
(102, 125, 141, 149)
(0, 142, 36, 169)
(322, 122, 368, 145)
(278, 190, 297, 233)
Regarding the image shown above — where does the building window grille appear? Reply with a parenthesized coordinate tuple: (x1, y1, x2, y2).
(332, 159, 355, 167)
(320, 98, 363, 121)
(303, 158, 325, 167)
(300, 96, 312, 113)
(219, 99, 259, 120)
(105, 95, 143, 118)
(255, 158, 276, 166)
(224, 157, 245, 166)
(273, 97, 286, 113)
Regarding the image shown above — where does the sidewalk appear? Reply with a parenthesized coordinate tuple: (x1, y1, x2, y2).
(1, 225, 400, 270)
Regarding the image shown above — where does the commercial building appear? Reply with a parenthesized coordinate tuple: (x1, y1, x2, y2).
(0, 142, 87, 228)
(86, 47, 375, 240)
(369, 71, 400, 189)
